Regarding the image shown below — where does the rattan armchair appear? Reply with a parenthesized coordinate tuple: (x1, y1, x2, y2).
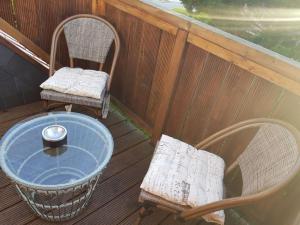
(40, 14, 120, 118)
(135, 118, 300, 225)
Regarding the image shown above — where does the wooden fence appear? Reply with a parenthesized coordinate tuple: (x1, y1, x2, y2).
(2, 0, 300, 224)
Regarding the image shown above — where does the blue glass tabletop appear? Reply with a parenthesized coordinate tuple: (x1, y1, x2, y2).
(0, 112, 113, 189)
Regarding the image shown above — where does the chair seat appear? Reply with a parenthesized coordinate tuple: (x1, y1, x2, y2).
(140, 135, 225, 224)
(40, 67, 109, 100)
(40, 90, 103, 108)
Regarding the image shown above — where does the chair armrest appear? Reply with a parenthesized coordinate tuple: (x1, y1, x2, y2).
(180, 177, 291, 222)
(179, 196, 252, 221)
(194, 118, 273, 150)
(107, 38, 120, 90)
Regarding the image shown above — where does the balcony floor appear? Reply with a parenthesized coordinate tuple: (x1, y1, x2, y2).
(0, 101, 238, 225)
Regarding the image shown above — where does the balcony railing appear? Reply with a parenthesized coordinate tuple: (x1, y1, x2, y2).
(1, 0, 300, 224)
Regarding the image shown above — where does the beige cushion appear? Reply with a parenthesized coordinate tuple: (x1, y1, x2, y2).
(140, 135, 225, 224)
(40, 67, 108, 100)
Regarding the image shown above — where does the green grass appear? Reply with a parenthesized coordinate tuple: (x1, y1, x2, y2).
(173, 6, 300, 62)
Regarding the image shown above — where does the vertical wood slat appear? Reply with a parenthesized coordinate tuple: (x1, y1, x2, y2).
(113, 10, 139, 105)
(198, 66, 256, 155)
(151, 29, 188, 143)
(164, 44, 208, 138)
(122, 15, 143, 108)
(200, 66, 255, 142)
(14, 0, 40, 45)
(219, 77, 283, 165)
(180, 54, 231, 145)
(145, 32, 176, 126)
(132, 22, 161, 118)
(106, 5, 175, 129)
(12, 0, 92, 66)
(0, 0, 16, 27)
(92, 0, 105, 16)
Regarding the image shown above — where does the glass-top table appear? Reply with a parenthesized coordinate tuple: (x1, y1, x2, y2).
(0, 112, 114, 221)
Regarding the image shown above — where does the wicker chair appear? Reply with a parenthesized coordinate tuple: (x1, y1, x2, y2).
(135, 118, 300, 225)
(40, 14, 120, 118)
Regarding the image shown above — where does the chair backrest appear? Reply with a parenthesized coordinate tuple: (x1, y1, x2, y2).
(237, 122, 300, 196)
(49, 14, 120, 89)
(181, 119, 300, 221)
(63, 17, 115, 64)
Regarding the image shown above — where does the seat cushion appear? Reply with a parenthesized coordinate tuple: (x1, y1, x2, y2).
(140, 135, 225, 224)
(40, 67, 109, 100)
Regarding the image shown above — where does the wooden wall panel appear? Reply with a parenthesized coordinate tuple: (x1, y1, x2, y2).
(165, 43, 283, 159)
(13, 0, 92, 66)
(213, 77, 281, 165)
(165, 41, 296, 224)
(165, 43, 208, 138)
(122, 14, 143, 108)
(200, 66, 255, 141)
(145, 32, 176, 126)
(0, 0, 15, 27)
(179, 54, 231, 144)
(106, 5, 176, 127)
(132, 23, 161, 117)
(14, 0, 40, 45)
(273, 91, 300, 128)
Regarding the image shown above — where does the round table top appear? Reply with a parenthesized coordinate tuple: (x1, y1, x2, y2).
(0, 112, 113, 190)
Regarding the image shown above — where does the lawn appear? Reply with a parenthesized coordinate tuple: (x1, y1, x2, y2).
(172, 5, 300, 62)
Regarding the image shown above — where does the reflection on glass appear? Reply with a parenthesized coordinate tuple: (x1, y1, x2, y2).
(143, 0, 300, 62)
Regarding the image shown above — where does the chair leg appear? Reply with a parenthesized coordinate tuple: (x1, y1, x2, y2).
(42, 100, 49, 112)
(96, 108, 102, 118)
(65, 104, 73, 112)
(133, 205, 154, 225)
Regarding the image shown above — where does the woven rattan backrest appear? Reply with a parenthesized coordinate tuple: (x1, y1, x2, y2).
(63, 17, 115, 63)
(237, 123, 299, 196)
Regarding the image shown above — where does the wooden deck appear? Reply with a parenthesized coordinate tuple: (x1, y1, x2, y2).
(0, 101, 245, 225)
(0, 102, 193, 225)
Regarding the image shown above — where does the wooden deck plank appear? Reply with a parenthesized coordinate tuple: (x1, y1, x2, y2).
(0, 101, 126, 137)
(0, 101, 154, 225)
(100, 141, 153, 182)
(0, 102, 44, 137)
(0, 129, 151, 214)
(0, 101, 44, 124)
(28, 157, 151, 225)
(0, 202, 34, 225)
(0, 146, 152, 224)
(0, 123, 142, 189)
(73, 184, 142, 225)
(0, 173, 11, 188)
(99, 110, 127, 127)
(114, 129, 148, 155)
(119, 208, 169, 225)
(0, 184, 21, 212)
(109, 121, 137, 139)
